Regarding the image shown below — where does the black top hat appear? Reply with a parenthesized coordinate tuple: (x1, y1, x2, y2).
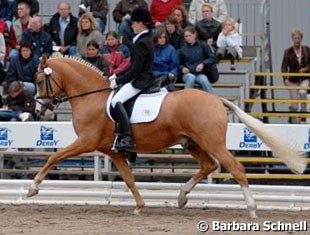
(131, 7, 152, 27)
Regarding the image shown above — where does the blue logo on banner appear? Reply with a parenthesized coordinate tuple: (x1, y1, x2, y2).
(41, 126, 54, 140)
(36, 126, 59, 146)
(244, 128, 257, 142)
(304, 129, 310, 150)
(239, 128, 262, 149)
(0, 127, 13, 146)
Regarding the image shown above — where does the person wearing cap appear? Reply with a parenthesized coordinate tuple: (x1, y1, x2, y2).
(108, 7, 154, 151)
(0, 81, 35, 121)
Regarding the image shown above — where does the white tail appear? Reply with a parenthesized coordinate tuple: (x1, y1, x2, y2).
(221, 98, 306, 174)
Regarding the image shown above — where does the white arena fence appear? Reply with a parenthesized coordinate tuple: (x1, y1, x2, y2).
(0, 122, 309, 210)
(0, 180, 309, 211)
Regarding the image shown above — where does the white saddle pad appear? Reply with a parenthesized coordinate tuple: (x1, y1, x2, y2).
(107, 88, 169, 124)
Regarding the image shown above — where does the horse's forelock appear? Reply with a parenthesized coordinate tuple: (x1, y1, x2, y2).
(38, 55, 49, 71)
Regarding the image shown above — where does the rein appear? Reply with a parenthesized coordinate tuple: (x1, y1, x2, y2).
(36, 69, 111, 106)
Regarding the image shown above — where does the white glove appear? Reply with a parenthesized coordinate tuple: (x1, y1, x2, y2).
(109, 74, 118, 89)
(123, 13, 131, 20)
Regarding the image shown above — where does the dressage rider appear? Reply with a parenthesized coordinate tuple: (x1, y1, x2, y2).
(109, 7, 154, 151)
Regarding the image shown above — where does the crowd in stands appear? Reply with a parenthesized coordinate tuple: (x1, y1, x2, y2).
(0, 0, 308, 124)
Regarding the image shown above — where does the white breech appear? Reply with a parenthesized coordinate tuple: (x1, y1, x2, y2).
(111, 82, 141, 108)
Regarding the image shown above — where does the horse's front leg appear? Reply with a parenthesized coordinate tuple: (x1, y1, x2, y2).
(28, 139, 90, 197)
(108, 152, 145, 215)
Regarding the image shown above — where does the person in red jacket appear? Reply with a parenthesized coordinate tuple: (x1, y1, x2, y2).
(150, 0, 183, 27)
(0, 19, 10, 58)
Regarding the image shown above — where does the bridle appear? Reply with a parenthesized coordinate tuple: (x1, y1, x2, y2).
(35, 68, 111, 108)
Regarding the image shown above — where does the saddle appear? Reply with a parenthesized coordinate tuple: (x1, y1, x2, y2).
(107, 79, 168, 123)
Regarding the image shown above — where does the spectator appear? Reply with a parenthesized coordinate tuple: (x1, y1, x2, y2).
(0, 0, 9, 19)
(216, 17, 242, 70)
(0, 31, 5, 65)
(0, 31, 5, 83)
(20, 15, 53, 57)
(79, 0, 108, 33)
(153, 27, 179, 90)
(83, 40, 109, 76)
(150, 0, 183, 27)
(0, 81, 35, 121)
(45, 1, 78, 55)
(4, 0, 14, 29)
(172, 5, 193, 29)
(0, 0, 13, 29)
(101, 30, 131, 75)
(75, 13, 103, 57)
(12, 0, 39, 17)
(179, 26, 216, 93)
(112, 0, 148, 37)
(0, 19, 10, 59)
(6, 42, 39, 95)
(188, 0, 227, 24)
(165, 15, 184, 50)
(281, 29, 310, 124)
(9, 2, 31, 57)
(195, 4, 221, 49)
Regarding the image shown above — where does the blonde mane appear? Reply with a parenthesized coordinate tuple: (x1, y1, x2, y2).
(49, 54, 105, 77)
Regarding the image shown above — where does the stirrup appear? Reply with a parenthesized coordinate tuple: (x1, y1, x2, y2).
(114, 136, 133, 151)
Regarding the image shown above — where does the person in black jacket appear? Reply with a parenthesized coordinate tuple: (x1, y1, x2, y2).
(83, 40, 109, 76)
(165, 15, 184, 50)
(6, 42, 39, 95)
(109, 7, 154, 151)
(20, 15, 53, 57)
(195, 4, 221, 50)
(45, 1, 78, 55)
(179, 26, 216, 93)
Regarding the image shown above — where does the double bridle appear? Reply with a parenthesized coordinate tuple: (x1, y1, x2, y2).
(35, 68, 111, 108)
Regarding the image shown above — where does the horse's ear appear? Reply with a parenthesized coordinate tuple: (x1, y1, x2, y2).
(40, 55, 48, 69)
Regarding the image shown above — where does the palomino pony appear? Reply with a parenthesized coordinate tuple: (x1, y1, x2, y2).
(31, 55, 306, 218)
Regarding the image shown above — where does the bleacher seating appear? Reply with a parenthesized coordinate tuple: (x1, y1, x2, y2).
(246, 72, 310, 121)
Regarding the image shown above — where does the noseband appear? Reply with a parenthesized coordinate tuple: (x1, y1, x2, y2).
(36, 68, 111, 107)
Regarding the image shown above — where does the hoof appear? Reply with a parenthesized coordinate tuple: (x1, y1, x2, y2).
(249, 211, 258, 219)
(27, 188, 39, 197)
(133, 208, 142, 216)
(178, 191, 188, 209)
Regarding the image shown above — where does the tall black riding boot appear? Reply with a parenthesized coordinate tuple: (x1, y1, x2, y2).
(114, 102, 133, 151)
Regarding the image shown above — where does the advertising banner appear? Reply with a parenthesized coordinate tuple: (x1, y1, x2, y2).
(0, 122, 308, 151)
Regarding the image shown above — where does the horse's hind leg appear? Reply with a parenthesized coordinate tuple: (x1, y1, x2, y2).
(210, 147, 258, 219)
(178, 142, 218, 209)
(108, 153, 145, 215)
